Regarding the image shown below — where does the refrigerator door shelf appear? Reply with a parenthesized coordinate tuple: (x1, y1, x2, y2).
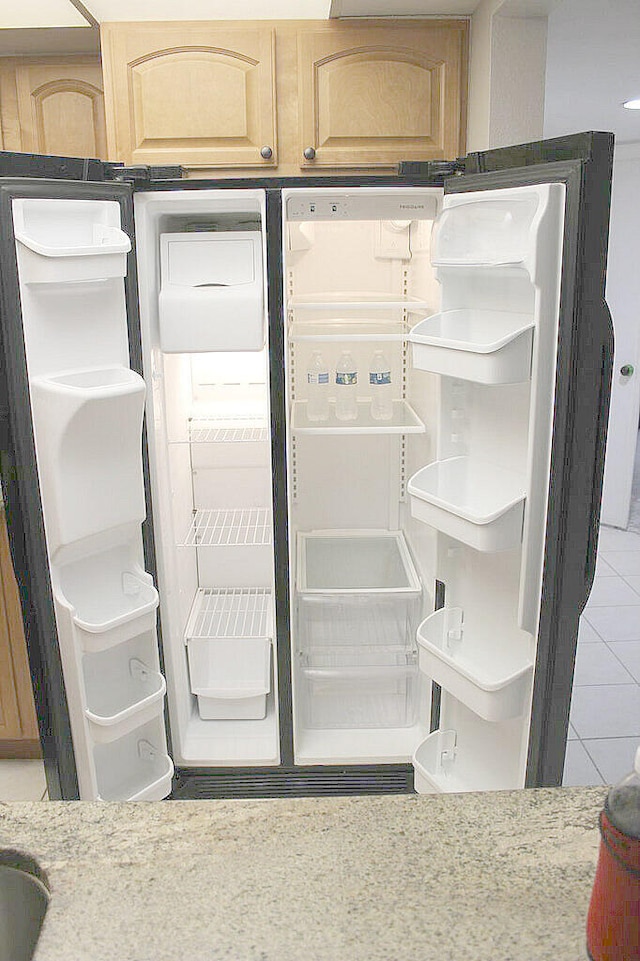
(430, 194, 540, 268)
(416, 608, 533, 721)
(94, 727, 174, 802)
(292, 399, 425, 434)
(84, 660, 167, 745)
(409, 310, 534, 385)
(408, 458, 526, 553)
(13, 196, 131, 284)
(412, 729, 460, 793)
(58, 571, 159, 654)
(159, 232, 264, 353)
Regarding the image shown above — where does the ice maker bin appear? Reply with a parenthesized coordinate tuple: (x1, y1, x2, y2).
(159, 231, 264, 352)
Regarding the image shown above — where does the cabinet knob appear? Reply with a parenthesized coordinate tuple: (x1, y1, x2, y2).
(620, 364, 635, 377)
(303, 146, 316, 161)
(260, 145, 273, 160)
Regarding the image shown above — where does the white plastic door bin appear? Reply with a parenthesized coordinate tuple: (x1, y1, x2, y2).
(409, 310, 534, 385)
(93, 718, 174, 801)
(416, 608, 533, 721)
(408, 458, 526, 552)
(159, 232, 265, 352)
(83, 656, 166, 744)
(13, 197, 131, 284)
(412, 729, 458, 793)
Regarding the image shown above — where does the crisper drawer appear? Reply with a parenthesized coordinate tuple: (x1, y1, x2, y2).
(298, 648, 418, 730)
(297, 592, 420, 652)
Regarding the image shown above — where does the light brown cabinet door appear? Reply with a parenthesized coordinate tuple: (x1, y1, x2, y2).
(297, 21, 467, 169)
(7, 57, 106, 159)
(0, 507, 40, 757)
(101, 23, 277, 169)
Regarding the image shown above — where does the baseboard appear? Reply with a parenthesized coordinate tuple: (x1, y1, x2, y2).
(0, 738, 42, 759)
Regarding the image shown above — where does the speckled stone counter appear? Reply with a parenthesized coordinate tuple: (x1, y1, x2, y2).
(0, 787, 607, 961)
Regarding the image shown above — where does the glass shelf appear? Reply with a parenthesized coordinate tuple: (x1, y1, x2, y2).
(291, 399, 425, 435)
(180, 508, 272, 547)
(289, 320, 408, 343)
(288, 293, 432, 313)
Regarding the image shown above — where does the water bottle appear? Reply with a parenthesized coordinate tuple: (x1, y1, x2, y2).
(335, 351, 358, 421)
(306, 350, 329, 422)
(587, 744, 640, 960)
(369, 350, 393, 421)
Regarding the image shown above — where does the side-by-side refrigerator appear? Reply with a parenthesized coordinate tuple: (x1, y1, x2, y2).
(0, 132, 614, 801)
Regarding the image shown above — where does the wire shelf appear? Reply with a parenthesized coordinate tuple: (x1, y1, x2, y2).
(185, 588, 273, 640)
(181, 509, 273, 547)
(188, 418, 269, 444)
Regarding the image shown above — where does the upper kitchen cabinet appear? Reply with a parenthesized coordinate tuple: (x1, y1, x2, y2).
(0, 57, 107, 159)
(296, 21, 468, 169)
(100, 23, 277, 169)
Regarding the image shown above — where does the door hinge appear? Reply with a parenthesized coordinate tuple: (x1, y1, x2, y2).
(104, 163, 186, 183)
(397, 158, 466, 181)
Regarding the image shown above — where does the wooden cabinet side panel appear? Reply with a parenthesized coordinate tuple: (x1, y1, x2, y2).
(0, 508, 40, 751)
(101, 22, 277, 168)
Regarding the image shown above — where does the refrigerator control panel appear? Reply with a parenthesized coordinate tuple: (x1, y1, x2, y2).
(285, 192, 439, 222)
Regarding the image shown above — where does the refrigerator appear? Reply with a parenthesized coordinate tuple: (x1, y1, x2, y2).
(0, 131, 614, 801)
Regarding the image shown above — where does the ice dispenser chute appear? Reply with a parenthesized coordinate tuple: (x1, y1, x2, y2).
(158, 231, 265, 352)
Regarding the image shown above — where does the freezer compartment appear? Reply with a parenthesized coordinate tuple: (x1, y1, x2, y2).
(12, 197, 131, 284)
(416, 607, 533, 721)
(159, 231, 264, 352)
(298, 648, 419, 730)
(93, 718, 174, 801)
(409, 310, 534, 385)
(30, 367, 146, 550)
(408, 457, 526, 552)
(185, 588, 273, 720)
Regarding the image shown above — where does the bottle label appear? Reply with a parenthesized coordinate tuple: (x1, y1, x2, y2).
(308, 372, 329, 385)
(336, 372, 357, 386)
(370, 372, 391, 385)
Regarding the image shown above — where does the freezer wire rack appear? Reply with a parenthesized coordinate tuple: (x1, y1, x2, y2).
(188, 418, 269, 444)
(185, 588, 273, 640)
(181, 508, 273, 547)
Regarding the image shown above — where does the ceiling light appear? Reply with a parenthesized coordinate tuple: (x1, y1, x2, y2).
(623, 99, 640, 109)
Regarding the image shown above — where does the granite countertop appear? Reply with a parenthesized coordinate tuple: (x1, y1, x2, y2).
(0, 787, 606, 961)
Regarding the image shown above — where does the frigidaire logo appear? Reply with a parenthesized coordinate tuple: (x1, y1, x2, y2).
(399, 204, 425, 210)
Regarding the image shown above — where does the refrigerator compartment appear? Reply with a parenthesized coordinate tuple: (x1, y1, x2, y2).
(12, 197, 131, 284)
(298, 649, 419, 730)
(297, 593, 420, 652)
(181, 508, 272, 547)
(297, 530, 422, 594)
(30, 368, 146, 549)
(430, 193, 540, 267)
(409, 310, 534, 385)
(184, 588, 273, 720)
(84, 655, 166, 744)
(412, 729, 460, 793)
(159, 231, 264, 352)
(292, 399, 425, 434)
(408, 457, 526, 552)
(416, 608, 533, 721)
(93, 719, 174, 801)
(58, 551, 159, 653)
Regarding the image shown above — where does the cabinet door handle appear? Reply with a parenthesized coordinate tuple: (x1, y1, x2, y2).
(303, 146, 316, 161)
(260, 146, 273, 160)
(620, 364, 635, 376)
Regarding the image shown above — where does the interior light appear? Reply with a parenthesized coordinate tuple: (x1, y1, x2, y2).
(623, 99, 640, 109)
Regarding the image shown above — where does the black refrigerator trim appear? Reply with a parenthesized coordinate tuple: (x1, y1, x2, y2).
(0, 150, 107, 183)
(0, 177, 139, 799)
(444, 132, 614, 786)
